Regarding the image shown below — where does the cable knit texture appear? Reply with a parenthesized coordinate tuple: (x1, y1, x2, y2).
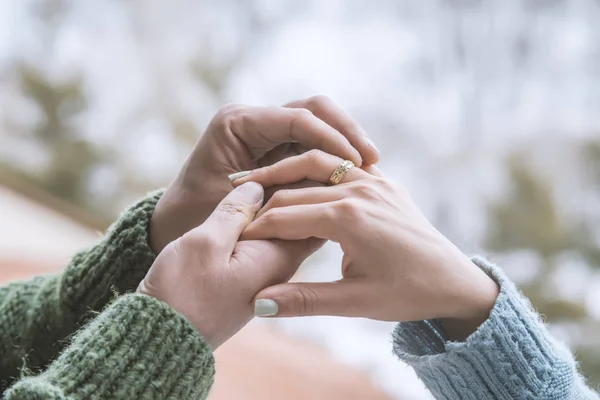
(0, 191, 216, 399)
(0, 189, 596, 399)
(393, 256, 599, 400)
(4, 294, 214, 400)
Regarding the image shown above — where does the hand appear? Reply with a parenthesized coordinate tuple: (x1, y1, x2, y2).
(138, 182, 318, 350)
(149, 96, 379, 253)
(235, 150, 499, 339)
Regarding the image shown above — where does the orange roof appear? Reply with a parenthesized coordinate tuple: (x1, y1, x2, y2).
(0, 168, 110, 231)
(0, 259, 60, 283)
(212, 323, 391, 399)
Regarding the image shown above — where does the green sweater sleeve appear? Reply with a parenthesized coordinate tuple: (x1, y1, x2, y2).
(3, 294, 215, 399)
(0, 191, 163, 391)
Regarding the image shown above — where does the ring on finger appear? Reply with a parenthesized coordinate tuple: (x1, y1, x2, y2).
(328, 160, 355, 185)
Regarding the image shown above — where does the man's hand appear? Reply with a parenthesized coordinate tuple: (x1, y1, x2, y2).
(149, 95, 379, 253)
(140, 182, 321, 350)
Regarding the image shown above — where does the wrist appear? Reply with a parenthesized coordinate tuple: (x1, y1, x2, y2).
(137, 275, 220, 351)
(149, 180, 229, 254)
(441, 313, 490, 342)
(149, 195, 211, 254)
(442, 258, 499, 341)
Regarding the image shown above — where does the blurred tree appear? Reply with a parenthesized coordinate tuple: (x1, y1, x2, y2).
(1, 0, 268, 216)
(583, 140, 600, 185)
(571, 140, 600, 269)
(486, 150, 600, 385)
(487, 153, 569, 258)
(17, 64, 102, 207)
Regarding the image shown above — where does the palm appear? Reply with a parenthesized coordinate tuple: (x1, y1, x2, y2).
(193, 133, 306, 215)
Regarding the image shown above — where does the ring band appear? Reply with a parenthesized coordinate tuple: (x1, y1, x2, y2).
(329, 160, 355, 185)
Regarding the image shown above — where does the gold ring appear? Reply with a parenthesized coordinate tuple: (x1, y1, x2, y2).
(328, 160, 355, 185)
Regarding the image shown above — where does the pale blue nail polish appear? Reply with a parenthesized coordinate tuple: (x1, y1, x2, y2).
(254, 299, 278, 317)
(228, 170, 252, 182)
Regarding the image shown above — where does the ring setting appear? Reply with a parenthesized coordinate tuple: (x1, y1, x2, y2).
(329, 160, 355, 185)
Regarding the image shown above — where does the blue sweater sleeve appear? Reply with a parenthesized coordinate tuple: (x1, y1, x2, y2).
(392, 257, 599, 400)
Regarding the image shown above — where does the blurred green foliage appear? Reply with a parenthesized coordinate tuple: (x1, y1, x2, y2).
(487, 146, 600, 385)
(487, 154, 570, 257)
(18, 65, 102, 207)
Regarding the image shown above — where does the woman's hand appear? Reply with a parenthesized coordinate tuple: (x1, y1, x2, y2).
(138, 182, 317, 350)
(149, 96, 379, 253)
(234, 150, 499, 339)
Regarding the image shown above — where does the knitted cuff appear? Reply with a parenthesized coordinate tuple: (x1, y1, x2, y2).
(393, 257, 582, 400)
(61, 190, 164, 316)
(5, 294, 215, 399)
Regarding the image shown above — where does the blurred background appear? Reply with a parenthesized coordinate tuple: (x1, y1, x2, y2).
(1, 0, 600, 398)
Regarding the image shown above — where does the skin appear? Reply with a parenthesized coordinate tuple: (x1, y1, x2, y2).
(234, 149, 500, 341)
(149, 95, 379, 254)
(141, 96, 379, 349)
(139, 182, 308, 349)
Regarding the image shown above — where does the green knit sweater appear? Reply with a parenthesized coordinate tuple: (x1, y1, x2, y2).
(1, 192, 597, 399)
(0, 191, 214, 399)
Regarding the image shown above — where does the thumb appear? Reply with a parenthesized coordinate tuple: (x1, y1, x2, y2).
(252, 280, 364, 318)
(196, 181, 264, 253)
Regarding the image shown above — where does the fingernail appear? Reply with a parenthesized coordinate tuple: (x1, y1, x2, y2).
(365, 138, 379, 154)
(236, 181, 264, 204)
(254, 299, 278, 317)
(228, 170, 252, 182)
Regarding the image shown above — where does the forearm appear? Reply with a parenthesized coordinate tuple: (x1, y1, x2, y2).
(0, 191, 162, 388)
(393, 257, 599, 400)
(3, 294, 215, 400)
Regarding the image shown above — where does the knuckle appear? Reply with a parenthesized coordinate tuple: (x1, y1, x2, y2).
(257, 164, 277, 182)
(259, 209, 282, 226)
(292, 107, 314, 123)
(213, 103, 248, 126)
(289, 286, 320, 316)
(217, 201, 252, 219)
(336, 198, 363, 220)
(217, 102, 246, 115)
(305, 149, 325, 165)
(306, 95, 332, 110)
(376, 176, 393, 189)
(288, 108, 314, 139)
(353, 181, 381, 201)
(325, 205, 339, 220)
(268, 189, 290, 207)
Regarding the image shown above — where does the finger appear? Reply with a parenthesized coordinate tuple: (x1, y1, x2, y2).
(362, 164, 385, 177)
(189, 182, 264, 253)
(231, 149, 371, 188)
(232, 237, 325, 291)
(256, 143, 300, 168)
(286, 95, 380, 165)
(257, 185, 345, 219)
(230, 106, 363, 166)
(263, 179, 325, 204)
(252, 281, 366, 318)
(241, 202, 344, 243)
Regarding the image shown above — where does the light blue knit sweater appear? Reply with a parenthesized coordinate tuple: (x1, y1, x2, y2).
(393, 256, 599, 399)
